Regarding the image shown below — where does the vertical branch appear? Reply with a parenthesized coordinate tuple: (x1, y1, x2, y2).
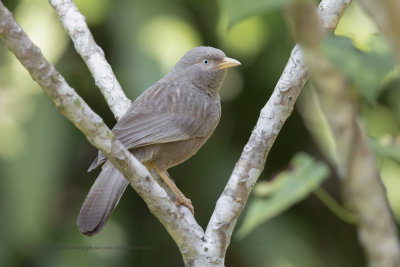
(287, 1, 400, 266)
(49, 0, 131, 120)
(204, 0, 351, 262)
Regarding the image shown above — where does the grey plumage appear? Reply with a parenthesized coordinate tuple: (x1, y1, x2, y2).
(77, 46, 240, 236)
(77, 161, 128, 235)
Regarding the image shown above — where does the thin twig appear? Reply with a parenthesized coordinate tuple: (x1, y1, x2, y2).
(314, 187, 357, 224)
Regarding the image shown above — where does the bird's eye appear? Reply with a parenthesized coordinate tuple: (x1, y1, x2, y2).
(202, 59, 209, 65)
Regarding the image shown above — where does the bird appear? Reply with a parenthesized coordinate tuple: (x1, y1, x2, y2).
(77, 46, 241, 236)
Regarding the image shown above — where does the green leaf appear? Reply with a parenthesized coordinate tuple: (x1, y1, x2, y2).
(370, 135, 400, 164)
(236, 153, 330, 239)
(321, 35, 396, 103)
(219, 0, 294, 28)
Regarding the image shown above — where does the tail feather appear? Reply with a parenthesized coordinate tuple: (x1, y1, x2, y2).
(87, 152, 106, 172)
(77, 161, 129, 236)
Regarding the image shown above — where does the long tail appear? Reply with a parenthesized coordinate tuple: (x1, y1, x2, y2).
(77, 161, 129, 236)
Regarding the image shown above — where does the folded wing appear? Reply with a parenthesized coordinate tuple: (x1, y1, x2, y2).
(88, 82, 219, 171)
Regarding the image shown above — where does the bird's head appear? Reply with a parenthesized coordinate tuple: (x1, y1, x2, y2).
(170, 46, 241, 95)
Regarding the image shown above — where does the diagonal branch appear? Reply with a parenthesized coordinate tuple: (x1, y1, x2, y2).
(0, 0, 203, 260)
(49, 0, 131, 120)
(204, 0, 351, 262)
(287, 0, 400, 266)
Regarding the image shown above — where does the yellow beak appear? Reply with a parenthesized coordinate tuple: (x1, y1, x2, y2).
(217, 57, 241, 70)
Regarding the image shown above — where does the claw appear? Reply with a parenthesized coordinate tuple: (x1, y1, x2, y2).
(175, 197, 194, 215)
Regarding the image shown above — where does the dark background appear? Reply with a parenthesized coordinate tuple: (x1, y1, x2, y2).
(0, 0, 399, 266)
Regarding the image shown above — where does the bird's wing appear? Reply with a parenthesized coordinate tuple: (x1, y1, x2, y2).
(113, 84, 218, 149)
(113, 112, 201, 149)
(88, 81, 220, 171)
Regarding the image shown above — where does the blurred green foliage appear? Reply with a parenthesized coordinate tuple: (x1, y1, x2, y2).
(371, 135, 400, 165)
(237, 153, 330, 239)
(219, 0, 294, 28)
(0, 0, 399, 267)
(297, 85, 339, 168)
(321, 35, 396, 103)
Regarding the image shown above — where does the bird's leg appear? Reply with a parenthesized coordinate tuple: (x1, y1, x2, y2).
(156, 169, 194, 215)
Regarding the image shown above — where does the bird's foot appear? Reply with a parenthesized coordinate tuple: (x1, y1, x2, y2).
(175, 196, 194, 215)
